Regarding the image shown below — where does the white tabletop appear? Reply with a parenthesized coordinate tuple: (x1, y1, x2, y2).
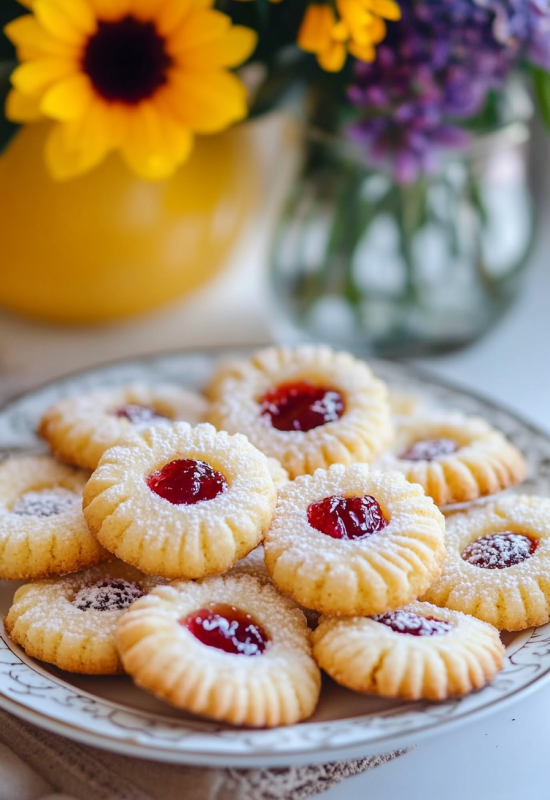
(0, 118, 549, 798)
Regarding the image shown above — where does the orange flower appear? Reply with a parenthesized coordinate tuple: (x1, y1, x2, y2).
(298, 0, 400, 72)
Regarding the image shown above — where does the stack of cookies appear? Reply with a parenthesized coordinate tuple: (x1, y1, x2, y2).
(1, 345, 543, 729)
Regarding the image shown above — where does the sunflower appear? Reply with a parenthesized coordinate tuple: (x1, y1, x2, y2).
(4, 0, 257, 180)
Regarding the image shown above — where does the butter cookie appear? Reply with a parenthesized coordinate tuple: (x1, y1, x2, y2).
(117, 574, 321, 727)
(312, 600, 504, 700)
(4, 561, 163, 674)
(0, 456, 107, 580)
(39, 384, 207, 470)
(377, 411, 526, 506)
(83, 423, 277, 579)
(264, 464, 445, 616)
(423, 496, 550, 630)
(208, 346, 392, 479)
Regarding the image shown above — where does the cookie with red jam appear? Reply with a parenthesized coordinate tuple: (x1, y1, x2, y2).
(264, 464, 446, 617)
(39, 384, 208, 470)
(423, 495, 550, 630)
(116, 574, 321, 727)
(207, 346, 392, 479)
(312, 601, 504, 700)
(377, 411, 527, 507)
(4, 561, 164, 674)
(83, 422, 277, 579)
(0, 456, 108, 580)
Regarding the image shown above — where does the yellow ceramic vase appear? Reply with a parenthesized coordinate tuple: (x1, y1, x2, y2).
(0, 123, 255, 324)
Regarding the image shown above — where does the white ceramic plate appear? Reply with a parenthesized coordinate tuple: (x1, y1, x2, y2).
(0, 350, 549, 767)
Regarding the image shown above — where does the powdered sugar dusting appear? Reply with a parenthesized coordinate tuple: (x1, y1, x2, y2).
(73, 579, 144, 611)
(113, 404, 170, 426)
(400, 438, 458, 462)
(462, 532, 537, 570)
(373, 610, 453, 637)
(12, 488, 80, 518)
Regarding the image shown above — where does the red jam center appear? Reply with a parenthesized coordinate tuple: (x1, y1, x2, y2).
(114, 404, 169, 425)
(147, 459, 227, 505)
(400, 438, 458, 462)
(259, 381, 344, 432)
(307, 495, 388, 541)
(184, 604, 268, 656)
(462, 532, 538, 570)
(374, 610, 453, 637)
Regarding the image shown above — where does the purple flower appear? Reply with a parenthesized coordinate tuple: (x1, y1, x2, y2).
(474, 1, 550, 68)
(347, 0, 550, 183)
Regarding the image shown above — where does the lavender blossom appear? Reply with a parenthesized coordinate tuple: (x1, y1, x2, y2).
(474, 1, 550, 69)
(347, 0, 550, 183)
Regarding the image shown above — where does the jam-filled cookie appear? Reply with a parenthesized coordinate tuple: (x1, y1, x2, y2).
(4, 562, 164, 674)
(312, 601, 504, 700)
(0, 456, 108, 580)
(264, 464, 446, 616)
(116, 574, 321, 727)
(83, 423, 277, 579)
(39, 384, 208, 470)
(207, 346, 392, 479)
(377, 411, 526, 507)
(423, 496, 550, 630)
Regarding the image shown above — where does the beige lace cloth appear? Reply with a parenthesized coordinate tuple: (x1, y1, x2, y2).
(0, 708, 409, 800)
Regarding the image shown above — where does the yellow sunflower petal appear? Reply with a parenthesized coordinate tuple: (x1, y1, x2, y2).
(157, 0, 212, 36)
(87, 0, 131, 19)
(11, 57, 76, 96)
(5, 88, 43, 122)
(318, 41, 347, 72)
(34, 0, 96, 44)
(41, 72, 93, 120)
(298, 5, 336, 54)
(175, 25, 257, 69)
(121, 102, 193, 180)
(161, 70, 248, 133)
(16, 0, 35, 7)
(170, 9, 231, 52)
(4, 15, 81, 59)
(131, 0, 166, 21)
(45, 100, 124, 179)
(45, 122, 106, 179)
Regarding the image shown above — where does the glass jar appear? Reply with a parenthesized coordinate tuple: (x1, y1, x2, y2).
(270, 120, 535, 357)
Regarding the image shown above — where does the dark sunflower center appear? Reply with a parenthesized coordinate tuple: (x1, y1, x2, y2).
(82, 16, 171, 105)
